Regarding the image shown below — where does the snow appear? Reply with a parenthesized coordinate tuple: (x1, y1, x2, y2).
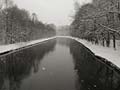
(57, 36, 120, 68)
(0, 36, 120, 68)
(75, 38, 120, 66)
(0, 37, 56, 55)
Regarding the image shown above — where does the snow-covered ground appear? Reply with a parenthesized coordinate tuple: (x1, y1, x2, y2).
(75, 38, 120, 66)
(57, 36, 120, 68)
(0, 36, 120, 68)
(0, 37, 56, 55)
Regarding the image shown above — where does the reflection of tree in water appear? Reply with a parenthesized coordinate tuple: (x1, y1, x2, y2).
(56, 38, 71, 47)
(0, 39, 56, 90)
(69, 40, 120, 90)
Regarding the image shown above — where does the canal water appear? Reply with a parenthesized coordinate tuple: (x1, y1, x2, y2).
(0, 38, 120, 90)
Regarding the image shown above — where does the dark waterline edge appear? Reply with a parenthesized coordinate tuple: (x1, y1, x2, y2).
(0, 37, 56, 57)
(0, 36, 120, 75)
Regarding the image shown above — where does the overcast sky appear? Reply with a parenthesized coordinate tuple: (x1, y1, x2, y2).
(13, 0, 92, 26)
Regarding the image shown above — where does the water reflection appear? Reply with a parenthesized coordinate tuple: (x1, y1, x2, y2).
(56, 38, 71, 47)
(0, 40, 56, 90)
(70, 40, 120, 90)
(0, 38, 120, 90)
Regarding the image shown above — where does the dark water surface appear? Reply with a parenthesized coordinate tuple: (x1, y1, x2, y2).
(0, 38, 120, 90)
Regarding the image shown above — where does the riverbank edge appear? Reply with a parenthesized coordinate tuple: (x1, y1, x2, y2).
(0, 36, 120, 74)
(0, 36, 57, 57)
(57, 36, 120, 74)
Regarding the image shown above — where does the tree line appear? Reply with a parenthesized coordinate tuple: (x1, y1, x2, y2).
(0, 0, 56, 44)
(70, 0, 120, 48)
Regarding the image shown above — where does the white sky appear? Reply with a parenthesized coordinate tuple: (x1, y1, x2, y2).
(13, 0, 92, 26)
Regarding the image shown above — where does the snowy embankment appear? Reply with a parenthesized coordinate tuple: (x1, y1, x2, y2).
(57, 36, 120, 68)
(0, 37, 56, 55)
(0, 36, 120, 68)
(75, 38, 120, 67)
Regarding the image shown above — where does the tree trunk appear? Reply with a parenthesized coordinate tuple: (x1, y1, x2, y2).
(106, 32, 110, 47)
(113, 33, 116, 49)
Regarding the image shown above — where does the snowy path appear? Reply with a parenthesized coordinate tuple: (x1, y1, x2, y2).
(0, 36, 120, 68)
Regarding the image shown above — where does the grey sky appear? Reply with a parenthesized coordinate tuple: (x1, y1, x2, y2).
(14, 0, 92, 26)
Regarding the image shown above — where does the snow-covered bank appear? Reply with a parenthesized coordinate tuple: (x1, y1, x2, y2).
(0, 37, 56, 55)
(0, 36, 120, 68)
(57, 36, 120, 68)
(75, 38, 120, 66)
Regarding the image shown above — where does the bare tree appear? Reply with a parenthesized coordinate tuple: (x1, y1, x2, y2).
(71, 0, 120, 48)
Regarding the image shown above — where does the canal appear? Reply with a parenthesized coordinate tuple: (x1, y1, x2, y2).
(0, 37, 120, 90)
